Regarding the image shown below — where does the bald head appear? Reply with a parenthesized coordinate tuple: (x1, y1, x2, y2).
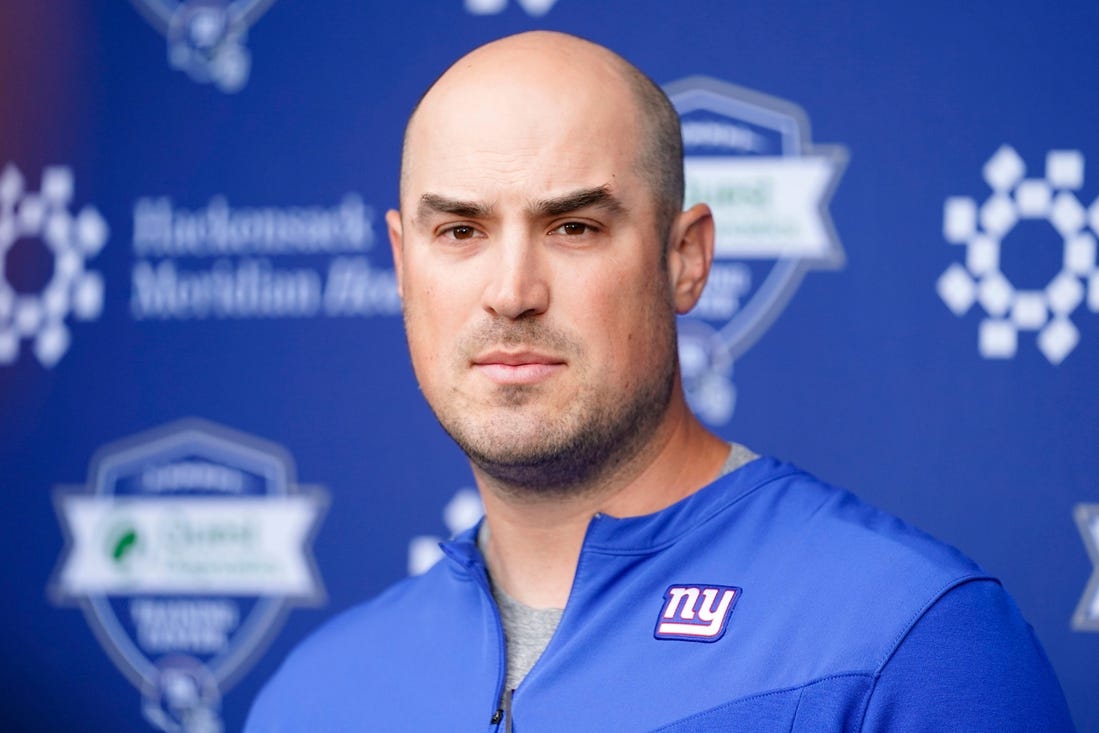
(398, 31, 684, 242)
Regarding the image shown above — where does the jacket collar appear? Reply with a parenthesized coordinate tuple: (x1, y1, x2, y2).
(441, 456, 794, 567)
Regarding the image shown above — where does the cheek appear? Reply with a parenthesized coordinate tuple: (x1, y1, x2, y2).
(401, 282, 445, 369)
(402, 265, 478, 376)
(403, 266, 457, 333)
(573, 265, 668, 373)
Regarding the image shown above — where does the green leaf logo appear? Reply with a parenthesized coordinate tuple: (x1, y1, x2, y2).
(109, 526, 139, 564)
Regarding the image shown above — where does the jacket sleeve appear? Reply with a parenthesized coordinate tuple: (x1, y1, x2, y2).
(861, 578, 1075, 732)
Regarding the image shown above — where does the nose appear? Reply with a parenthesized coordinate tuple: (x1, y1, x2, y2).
(481, 234, 550, 320)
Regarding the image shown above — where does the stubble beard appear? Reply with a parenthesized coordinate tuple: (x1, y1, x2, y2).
(422, 314, 679, 498)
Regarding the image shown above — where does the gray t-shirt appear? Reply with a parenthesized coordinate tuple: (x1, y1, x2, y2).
(480, 442, 758, 691)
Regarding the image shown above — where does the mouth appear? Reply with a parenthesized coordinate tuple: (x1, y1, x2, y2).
(471, 350, 567, 386)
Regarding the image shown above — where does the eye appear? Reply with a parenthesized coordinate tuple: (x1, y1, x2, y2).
(551, 221, 598, 236)
(441, 224, 479, 241)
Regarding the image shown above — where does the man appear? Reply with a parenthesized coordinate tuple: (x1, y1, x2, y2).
(247, 31, 1073, 731)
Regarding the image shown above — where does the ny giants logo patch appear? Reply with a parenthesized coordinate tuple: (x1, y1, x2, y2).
(654, 584, 741, 642)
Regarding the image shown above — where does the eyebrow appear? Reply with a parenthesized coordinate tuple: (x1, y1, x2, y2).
(417, 193, 492, 221)
(415, 185, 625, 223)
(530, 185, 625, 218)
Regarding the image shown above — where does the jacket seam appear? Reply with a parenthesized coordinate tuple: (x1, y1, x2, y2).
(856, 575, 1001, 731)
(648, 671, 874, 732)
(584, 467, 803, 556)
(872, 574, 998, 674)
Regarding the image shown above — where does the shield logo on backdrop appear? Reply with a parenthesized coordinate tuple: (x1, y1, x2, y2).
(130, 0, 277, 92)
(51, 419, 326, 732)
(665, 78, 847, 424)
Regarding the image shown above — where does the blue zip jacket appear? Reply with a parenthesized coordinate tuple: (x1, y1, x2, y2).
(246, 457, 1074, 731)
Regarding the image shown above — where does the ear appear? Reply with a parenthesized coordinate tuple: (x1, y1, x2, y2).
(386, 209, 405, 299)
(666, 203, 714, 314)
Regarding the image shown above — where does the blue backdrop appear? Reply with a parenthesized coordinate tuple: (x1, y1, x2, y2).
(3, 2, 1098, 731)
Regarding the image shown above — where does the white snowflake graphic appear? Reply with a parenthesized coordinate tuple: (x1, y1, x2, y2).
(0, 164, 107, 367)
(937, 146, 1099, 364)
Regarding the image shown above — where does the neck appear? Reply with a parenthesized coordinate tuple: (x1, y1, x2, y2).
(475, 392, 729, 608)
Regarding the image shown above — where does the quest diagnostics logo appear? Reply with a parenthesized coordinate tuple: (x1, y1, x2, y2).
(665, 78, 847, 425)
(937, 146, 1099, 363)
(130, 0, 277, 92)
(0, 164, 107, 368)
(50, 419, 326, 733)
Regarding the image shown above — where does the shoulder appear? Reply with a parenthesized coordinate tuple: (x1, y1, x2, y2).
(861, 578, 1075, 730)
(683, 460, 995, 677)
(244, 560, 470, 731)
(711, 458, 986, 588)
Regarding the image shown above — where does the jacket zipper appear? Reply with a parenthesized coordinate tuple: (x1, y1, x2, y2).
(490, 688, 513, 732)
(464, 516, 603, 730)
(486, 519, 604, 730)
(464, 555, 511, 731)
